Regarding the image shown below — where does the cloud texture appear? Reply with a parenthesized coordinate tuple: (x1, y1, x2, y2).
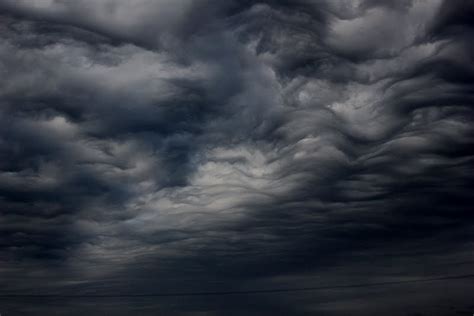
(1, 0, 474, 315)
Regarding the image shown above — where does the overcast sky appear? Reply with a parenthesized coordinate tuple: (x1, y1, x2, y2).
(1, 0, 474, 315)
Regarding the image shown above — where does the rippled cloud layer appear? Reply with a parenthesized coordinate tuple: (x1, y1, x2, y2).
(1, 1, 474, 315)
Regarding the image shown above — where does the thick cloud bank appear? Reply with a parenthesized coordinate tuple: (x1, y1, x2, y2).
(1, 1, 474, 315)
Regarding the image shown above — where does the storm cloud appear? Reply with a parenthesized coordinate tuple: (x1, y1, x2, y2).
(1, 0, 474, 315)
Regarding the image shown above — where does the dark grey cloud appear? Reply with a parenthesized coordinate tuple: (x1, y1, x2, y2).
(1, 0, 474, 315)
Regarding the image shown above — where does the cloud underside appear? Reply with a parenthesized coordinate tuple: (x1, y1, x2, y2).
(1, 0, 474, 315)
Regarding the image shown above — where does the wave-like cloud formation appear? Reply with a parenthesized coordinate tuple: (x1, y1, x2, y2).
(1, 1, 474, 315)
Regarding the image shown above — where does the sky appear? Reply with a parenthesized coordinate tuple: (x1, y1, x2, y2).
(0, 0, 474, 315)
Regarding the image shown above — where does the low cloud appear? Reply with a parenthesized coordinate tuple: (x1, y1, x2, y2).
(1, 1, 473, 315)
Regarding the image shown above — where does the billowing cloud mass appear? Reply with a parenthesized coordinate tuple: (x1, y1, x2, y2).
(1, 0, 474, 315)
